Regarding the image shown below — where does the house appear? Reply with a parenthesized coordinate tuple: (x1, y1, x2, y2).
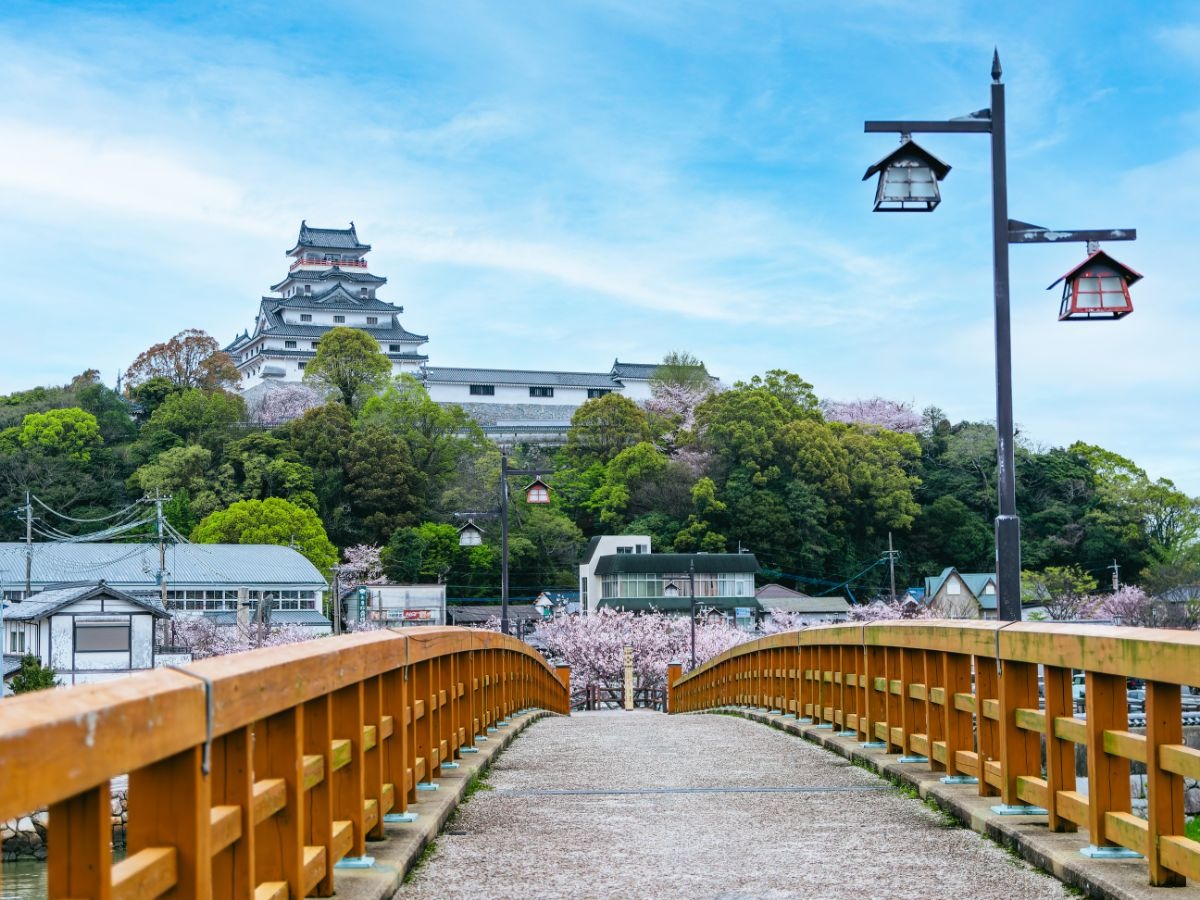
(755, 583, 851, 624)
(589, 547, 760, 616)
(923, 567, 998, 619)
(0, 542, 332, 632)
(578, 535, 652, 616)
(2, 582, 172, 686)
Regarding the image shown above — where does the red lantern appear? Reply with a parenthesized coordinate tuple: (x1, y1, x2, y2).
(1048, 250, 1141, 322)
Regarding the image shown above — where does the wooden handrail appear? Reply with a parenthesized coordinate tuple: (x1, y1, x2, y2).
(669, 620, 1200, 888)
(0, 626, 568, 898)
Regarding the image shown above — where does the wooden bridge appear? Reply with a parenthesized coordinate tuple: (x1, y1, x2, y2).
(2, 621, 1200, 897)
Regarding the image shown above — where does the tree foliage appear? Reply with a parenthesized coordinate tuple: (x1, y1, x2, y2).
(125, 328, 240, 392)
(191, 497, 338, 574)
(8, 654, 60, 693)
(16, 408, 103, 462)
(302, 326, 391, 409)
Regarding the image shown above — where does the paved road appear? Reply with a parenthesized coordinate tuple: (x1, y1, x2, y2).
(397, 710, 1070, 900)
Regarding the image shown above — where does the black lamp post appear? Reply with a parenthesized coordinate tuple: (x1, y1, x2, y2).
(864, 51, 1139, 621)
(689, 558, 696, 670)
(456, 450, 556, 636)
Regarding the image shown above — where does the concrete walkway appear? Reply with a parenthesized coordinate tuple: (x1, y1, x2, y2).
(397, 711, 1070, 899)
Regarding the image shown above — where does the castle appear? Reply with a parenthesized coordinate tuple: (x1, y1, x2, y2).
(226, 222, 668, 424)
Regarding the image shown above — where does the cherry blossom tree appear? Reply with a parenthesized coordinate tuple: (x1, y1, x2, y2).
(246, 382, 324, 424)
(171, 616, 316, 659)
(846, 596, 931, 621)
(821, 397, 923, 434)
(338, 544, 387, 585)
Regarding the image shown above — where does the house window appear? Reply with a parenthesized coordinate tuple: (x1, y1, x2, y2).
(946, 580, 961, 595)
(470, 385, 495, 396)
(8, 630, 23, 653)
(587, 389, 611, 398)
(636, 544, 648, 554)
(334, 315, 346, 323)
(389, 344, 401, 352)
(300, 314, 312, 322)
(616, 546, 633, 554)
(367, 316, 378, 325)
(284, 340, 297, 349)
(75, 624, 130, 652)
(529, 386, 554, 398)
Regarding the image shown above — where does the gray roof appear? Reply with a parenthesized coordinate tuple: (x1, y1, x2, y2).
(270, 268, 386, 292)
(421, 367, 619, 389)
(0, 543, 329, 591)
(2, 582, 169, 621)
(446, 604, 540, 624)
(759, 594, 850, 615)
(2, 655, 22, 678)
(756, 583, 814, 600)
(594, 553, 759, 576)
(610, 360, 662, 380)
(287, 221, 370, 254)
(267, 285, 409, 313)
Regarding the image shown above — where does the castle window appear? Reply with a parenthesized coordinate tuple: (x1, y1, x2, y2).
(470, 385, 495, 396)
(587, 388, 611, 398)
(334, 315, 345, 323)
(304, 285, 312, 293)
(311, 342, 319, 349)
(298, 362, 306, 370)
(530, 386, 554, 398)
(300, 314, 312, 322)
(389, 344, 401, 352)
(367, 316, 378, 325)
(284, 340, 297, 349)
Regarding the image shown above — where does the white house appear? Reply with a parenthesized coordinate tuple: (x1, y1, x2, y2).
(578, 535, 652, 616)
(2, 582, 170, 686)
(0, 542, 332, 631)
(923, 568, 999, 619)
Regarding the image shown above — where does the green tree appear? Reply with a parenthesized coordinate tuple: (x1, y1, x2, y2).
(358, 376, 485, 506)
(191, 497, 337, 574)
(1022, 565, 1100, 620)
(129, 376, 181, 417)
(282, 402, 354, 540)
(216, 432, 318, 511)
(17, 408, 103, 462)
(75, 381, 137, 444)
(129, 445, 221, 517)
(563, 394, 651, 467)
(137, 389, 245, 453)
(340, 425, 422, 544)
(8, 654, 59, 693)
(381, 528, 428, 583)
(303, 326, 391, 409)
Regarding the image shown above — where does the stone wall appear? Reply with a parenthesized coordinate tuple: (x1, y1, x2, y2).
(1, 789, 127, 861)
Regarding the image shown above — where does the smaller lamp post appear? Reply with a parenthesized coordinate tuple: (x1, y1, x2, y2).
(689, 558, 697, 670)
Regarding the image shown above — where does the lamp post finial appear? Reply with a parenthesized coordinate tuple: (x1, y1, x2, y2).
(992, 48, 1002, 83)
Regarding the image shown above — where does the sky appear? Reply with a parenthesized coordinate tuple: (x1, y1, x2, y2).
(1, 1, 1198, 493)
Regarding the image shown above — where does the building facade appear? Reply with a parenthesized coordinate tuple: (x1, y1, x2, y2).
(923, 567, 998, 619)
(578, 535, 652, 616)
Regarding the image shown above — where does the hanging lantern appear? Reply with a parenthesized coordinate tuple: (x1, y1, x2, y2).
(523, 477, 551, 504)
(457, 520, 484, 547)
(862, 137, 951, 212)
(1048, 250, 1141, 321)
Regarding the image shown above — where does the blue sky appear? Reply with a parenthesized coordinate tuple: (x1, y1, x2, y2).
(1, 1, 1198, 493)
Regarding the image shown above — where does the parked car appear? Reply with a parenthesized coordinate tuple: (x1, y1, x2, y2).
(1126, 689, 1146, 713)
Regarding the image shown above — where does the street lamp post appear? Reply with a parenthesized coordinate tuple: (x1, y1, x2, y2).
(689, 558, 696, 670)
(864, 51, 1139, 621)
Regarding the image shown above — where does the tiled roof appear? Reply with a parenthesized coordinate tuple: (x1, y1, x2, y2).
(0, 543, 329, 590)
(287, 221, 370, 253)
(203, 610, 332, 627)
(610, 360, 662, 380)
(270, 268, 387, 292)
(2, 582, 169, 621)
(2, 655, 22, 678)
(594, 553, 759, 575)
(445, 604, 540, 624)
(258, 322, 427, 343)
(421, 367, 619, 389)
(268, 285, 403, 312)
(759, 594, 850, 615)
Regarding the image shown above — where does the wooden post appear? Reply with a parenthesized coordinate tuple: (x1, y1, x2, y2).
(1144, 679, 1185, 885)
(48, 784, 112, 900)
(975, 655, 999, 797)
(555, 664, 571, 714)
(302, 696, 335, 896)
(941, 652, 974, 779)
(623, 646, 634, 711)
(1085, 671, 1130, 848)
(1043, 665, 1077, 833)
(127, 745, 211, 899)
(253, 706, 305, 896)
(211, 726, 256, 899)
(666, 662, 683, 713)
(997, 659, 1041, 807)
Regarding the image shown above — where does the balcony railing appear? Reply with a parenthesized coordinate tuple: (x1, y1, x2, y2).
(288, 257, 368, 272)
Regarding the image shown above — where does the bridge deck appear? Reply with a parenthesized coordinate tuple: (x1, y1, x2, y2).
(398, 710, 1070, 899)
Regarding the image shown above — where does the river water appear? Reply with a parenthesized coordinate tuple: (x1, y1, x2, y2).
(1, 860, 46, 899)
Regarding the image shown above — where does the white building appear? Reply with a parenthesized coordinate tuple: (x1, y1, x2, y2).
(343, 583, 447, 628)
(577, 535, 653, 616)
(2, 582, 170, 686)
(226, 223, 712, 421)
(0, 542, 332, 631)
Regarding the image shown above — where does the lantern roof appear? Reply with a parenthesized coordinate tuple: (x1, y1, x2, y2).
(456, 519, 483, 534)
(1046, 249, 1143, 291)
(524, 477, 551, 492)
(862, 139, 951, 183)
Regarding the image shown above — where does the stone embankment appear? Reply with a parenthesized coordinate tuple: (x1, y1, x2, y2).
(1, 779, 127, 861)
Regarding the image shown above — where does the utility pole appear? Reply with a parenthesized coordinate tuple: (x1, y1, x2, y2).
(500, 451, 510, 636)
(885, 532, 899, 602)
(1109, 559, 1121, 592)
(330, 566, 342, 635)
(689, 558, 696, 670)
(23, 491, 32, 599)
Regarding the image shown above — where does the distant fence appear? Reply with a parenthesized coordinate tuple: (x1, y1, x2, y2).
(0, 627, 569, 898)
(669, 620, 1200, 887)
(578, 683, 667, 711)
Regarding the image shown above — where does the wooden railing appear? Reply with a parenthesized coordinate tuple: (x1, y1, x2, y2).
(668, 620, 1200, 887)
(0, 627, 569, 898)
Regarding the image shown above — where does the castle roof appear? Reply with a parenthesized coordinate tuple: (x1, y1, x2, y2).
(270, 267, 387, 292)
(257, 305, 427, 342)
(267, 284, 402, 312)
(286, 221, 370, 255)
